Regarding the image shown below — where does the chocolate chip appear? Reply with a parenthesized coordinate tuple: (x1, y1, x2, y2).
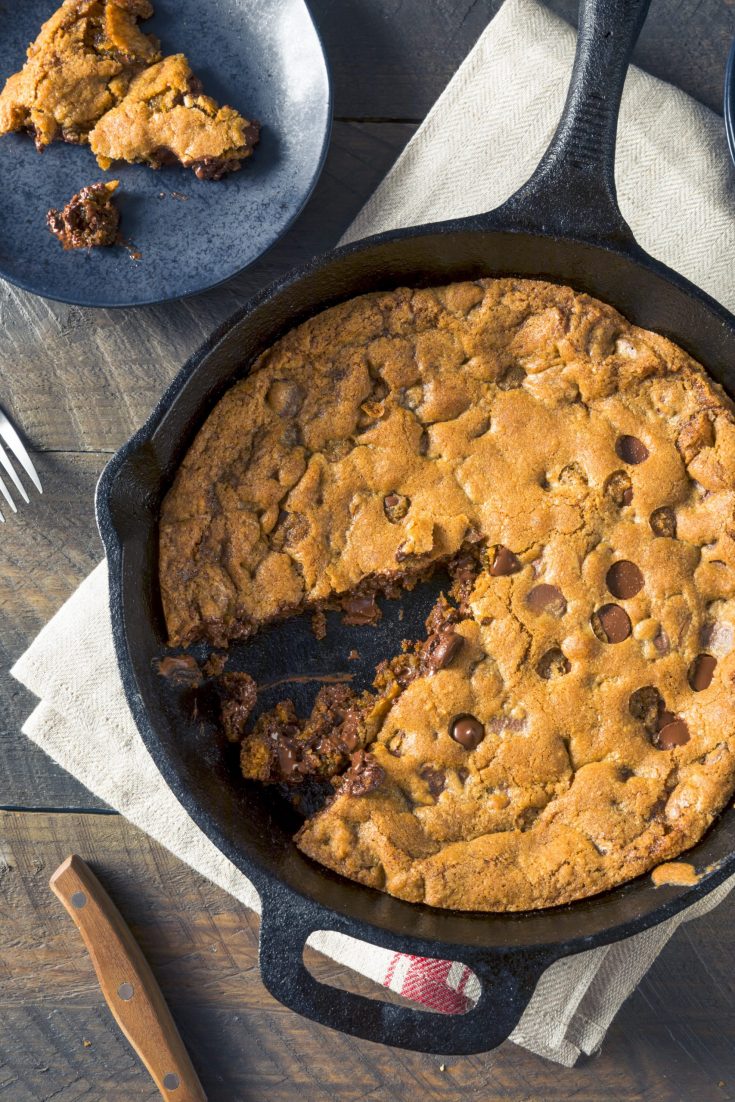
(419, 765, 446, 796)
(629, 685, 663, 732)
(469, 417, 491, 439)
(497, 365, 526, 391)
(266, 379, 304, 418)
(657, 709, 676, 731)
(450, 714, 485, 749)
(385, 653, 419, 688)
(277, 742, 301, 777)
(592, 604, 632, 643)
(615, 435, 649, 464)
(650, 507, 677, 538)
(340, 751, 385, 796)
(526, 584, 567, 617)
(700, 621, 734, 657)
(653, 628, 670, 656)
(558, 462, 587, 487)
(536, 647, 571, 679)
(422, 629, 464, 672)
(341, 593, 380, 625)
(688, 653, 717, 692)
(655, 719, 690, 750)
(519, 807, 541, 830)
(606, 560, 644, 600)
(604, 470, 633, 506)
(418, 428, 430, 455)
(383, 492, 409, 522)
(489, 545, 521, 576)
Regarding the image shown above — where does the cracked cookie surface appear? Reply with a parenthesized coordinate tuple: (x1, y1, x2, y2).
(160, 277, 735, 910)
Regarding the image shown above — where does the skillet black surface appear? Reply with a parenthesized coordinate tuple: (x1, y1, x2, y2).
(97, 0, 735, 1055)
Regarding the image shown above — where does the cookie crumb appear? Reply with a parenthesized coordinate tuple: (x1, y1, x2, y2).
(47, 180, 120, 250)
(312, 610, 327, 639)
(203, 651, 227, 678)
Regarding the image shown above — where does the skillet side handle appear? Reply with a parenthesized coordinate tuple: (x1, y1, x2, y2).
(258, 889, 558, 1055)
(489, 0, 652, 246)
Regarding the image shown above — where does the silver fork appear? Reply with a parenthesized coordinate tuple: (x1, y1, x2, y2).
(0, 407, 42, 521)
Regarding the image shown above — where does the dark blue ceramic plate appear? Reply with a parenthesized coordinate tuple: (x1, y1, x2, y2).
(0, 0, 331, 306)
(726, 35, 735, 168)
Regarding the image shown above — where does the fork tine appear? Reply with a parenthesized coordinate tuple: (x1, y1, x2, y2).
(0, 473, 16, 513)
(0, 441, 29, 504)
(0, 409, 42, 493)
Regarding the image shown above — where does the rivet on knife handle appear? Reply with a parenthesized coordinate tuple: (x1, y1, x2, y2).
(49, 854, 207, 1102)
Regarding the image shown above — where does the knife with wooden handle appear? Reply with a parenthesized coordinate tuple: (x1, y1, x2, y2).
(50, 854, 207, 1102)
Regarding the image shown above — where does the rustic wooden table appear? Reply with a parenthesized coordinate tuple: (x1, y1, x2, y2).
(2, 1, 735, 1099)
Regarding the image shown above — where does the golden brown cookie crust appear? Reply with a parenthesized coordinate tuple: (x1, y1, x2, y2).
(160, 278, 735, 911)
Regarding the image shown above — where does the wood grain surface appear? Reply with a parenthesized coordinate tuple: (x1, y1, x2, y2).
(1, 1, 735, 1099)
(1, 812, 734, 1102)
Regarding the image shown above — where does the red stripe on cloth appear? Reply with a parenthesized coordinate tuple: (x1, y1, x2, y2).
(383, 954, 475, 1015)
(383, 952, 401, 988)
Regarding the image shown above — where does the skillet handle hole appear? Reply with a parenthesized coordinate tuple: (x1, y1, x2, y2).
(304, 933, 479, 1016)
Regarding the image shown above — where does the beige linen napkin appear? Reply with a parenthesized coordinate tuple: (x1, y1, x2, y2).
(11, 0, 735, 1066)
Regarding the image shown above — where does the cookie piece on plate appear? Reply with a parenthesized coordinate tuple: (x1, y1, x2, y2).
(0, 0, 160, 149)
(89, 53, 260, 179)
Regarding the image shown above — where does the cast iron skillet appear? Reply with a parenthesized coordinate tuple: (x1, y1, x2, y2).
(97, 0, 735, 1055)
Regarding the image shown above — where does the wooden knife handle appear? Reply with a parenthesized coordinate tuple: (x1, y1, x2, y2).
(50, 854, 207, 1102)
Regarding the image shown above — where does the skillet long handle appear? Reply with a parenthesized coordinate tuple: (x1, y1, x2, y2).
(50, 855, 207, 1102)
(491, 0, 652, 245)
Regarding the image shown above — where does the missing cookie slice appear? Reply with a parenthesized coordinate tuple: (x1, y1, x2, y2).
(235, 598, 465, 791)
(162, 277, 735, 911)
(89, 54, 260, 178)
(0, 0, 160, 149)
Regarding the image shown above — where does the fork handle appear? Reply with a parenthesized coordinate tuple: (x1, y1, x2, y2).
(50, 855, 207, 1101)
